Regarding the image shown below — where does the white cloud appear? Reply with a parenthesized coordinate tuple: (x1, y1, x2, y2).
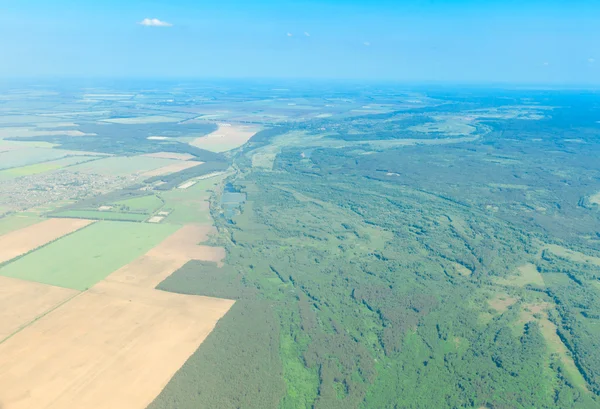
(304, 32, 310, 37)
(543, 61, 549, 66)
(589, 58, 595, 64)
(287, 32, 293, 37)
(139, 18, 172, 27)
(363, 41, 371, 46)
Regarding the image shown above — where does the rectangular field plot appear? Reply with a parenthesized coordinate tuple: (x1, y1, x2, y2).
(67, 156, 178, 177)
(160, 177, 226, 224)
(0, 218, 93, 264)
(141, 160, 202, 177)
(107, 224, 225, 288)
(0, 147, 71, 170)
(0, 214, 42, 236)
(0, 221, 178, 290)
(0, 156, 95, 178)
(0, 281, 234, 409)
(0, 276, 78, 341)
(51, 210, 149, 222)
(114, 194, 164, 213)
(190, 124, 261, 152)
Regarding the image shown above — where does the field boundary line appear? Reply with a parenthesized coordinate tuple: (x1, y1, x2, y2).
(0, 290, 82, 345)
(0, 219, 97, 269)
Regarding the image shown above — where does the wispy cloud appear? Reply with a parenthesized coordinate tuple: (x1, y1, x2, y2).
(589, 58, 596, 64)
(139, 18, 173, 27)
(363, 41, 371, 46)
(543, 61, 549, 66)
(287, 32, 293, 37)
(304, 32, 310, 37)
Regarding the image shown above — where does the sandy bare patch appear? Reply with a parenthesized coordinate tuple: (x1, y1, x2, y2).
(98, 205, 113, 211)
(590, 192, 600, 206)
(0, 276, 78, 341)
(178, 180, 197, 189)
(0, 282, 234, 409)
(0, 218, 93, 264)
(190, 123, 261, 152)
(142, 152, 196, 161)
(147, 216, 164, 223)
(141, 161, 202, 178)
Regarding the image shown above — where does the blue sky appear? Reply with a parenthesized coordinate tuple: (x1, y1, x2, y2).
(0, 0, 598, 84)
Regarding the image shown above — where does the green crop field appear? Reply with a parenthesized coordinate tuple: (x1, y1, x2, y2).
(0, 214, 42, 236)
(113, 195, 164, 213)
(0, 156, 96, 178)
(50, 210, 149, 222)
(0, 221, 178, 290)
(0, 147, 74, 171)
(67, 156, 177, 176)
(159, 178, 224, 224)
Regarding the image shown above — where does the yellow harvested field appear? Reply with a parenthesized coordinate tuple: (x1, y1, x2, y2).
(105, 255, 189, 288)
(0, 218, 93, 264)
(145, 224, 225, 264)
(190, 123, 261, 152)
(0, 222, 231, 409)
(0, 281, 234, 409)
(142, 152, 196, 161)
(0, 276, 78, 341)
(141, 160, 202, 177)
(107, 224, 225, 288)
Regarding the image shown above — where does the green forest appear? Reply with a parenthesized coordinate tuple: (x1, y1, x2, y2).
(149, 92, 600, 409)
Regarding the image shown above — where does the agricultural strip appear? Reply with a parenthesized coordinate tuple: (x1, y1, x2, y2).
(142, 152, 196, 161)
(107, 224, 225, 288)
(0, 214, 41, 236)
(190, 123, 261, 152)
(0, 218, 93, 264)
(0, 156, 96, 178)
(0, 276, 78, 340)
(141, 161, 203, 177)
(0, 281, 234, 409)
(160, 176, 227, 224)
(0, 221, 178, 290)
(67, 156, 179, 177)
(51, 210, 149, 222)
